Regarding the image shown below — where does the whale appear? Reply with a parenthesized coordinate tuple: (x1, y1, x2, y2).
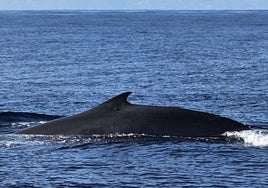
(17, 92, 250, 137)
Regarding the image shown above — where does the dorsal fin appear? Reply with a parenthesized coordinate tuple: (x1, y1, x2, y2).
(104, 92, 132, 106)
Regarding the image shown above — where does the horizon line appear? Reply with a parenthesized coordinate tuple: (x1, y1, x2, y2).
(0, 9, 268, 11)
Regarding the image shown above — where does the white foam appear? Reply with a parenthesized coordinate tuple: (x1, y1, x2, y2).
(224, 129, 268, 147)
(11, 122, 31, 127)
(0, 134, 45, 148)
(37, 121, 47, 124)
(11, 121, 48, 128)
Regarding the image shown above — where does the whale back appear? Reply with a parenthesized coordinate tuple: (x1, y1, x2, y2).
(17, 92, 249, 136)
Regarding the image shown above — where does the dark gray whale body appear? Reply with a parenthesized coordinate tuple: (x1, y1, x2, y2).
(17, 92, 249, 137)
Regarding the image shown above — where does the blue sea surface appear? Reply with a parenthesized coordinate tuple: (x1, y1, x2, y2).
(0, 10, 267, 187)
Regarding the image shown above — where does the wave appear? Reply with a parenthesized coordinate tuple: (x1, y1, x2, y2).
(0, 111, 63, 123)
(224, 129, 268, 147)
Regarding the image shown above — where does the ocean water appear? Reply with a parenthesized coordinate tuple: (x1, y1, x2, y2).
(0, 10, 268, 187)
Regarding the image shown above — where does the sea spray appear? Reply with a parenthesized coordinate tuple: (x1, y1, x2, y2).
(224, 129, 268, 147)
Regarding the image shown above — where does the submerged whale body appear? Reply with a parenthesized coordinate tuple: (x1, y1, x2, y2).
(17, 92, 249, 137)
